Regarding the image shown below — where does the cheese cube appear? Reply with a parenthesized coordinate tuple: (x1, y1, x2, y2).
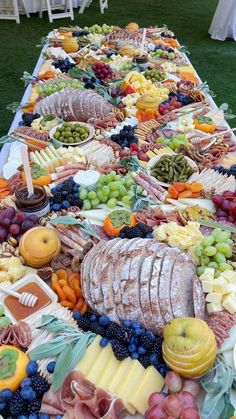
(222, 293, 236, 314)
(128, 366, 164, 415)
(207, 303, 223, 313)
(202, 281, 213, 293)
(225, 283, 236, 293)
(205, 292, 223, 304)
(200, 268, 215, 282)
(212, 278, 227, 293)
(221, 271, 236, 283)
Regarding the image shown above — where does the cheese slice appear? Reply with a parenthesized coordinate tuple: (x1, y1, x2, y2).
(205, 292, 223, 304)
(97, 356, 120, 390)
(116, 360, 145, 401)
(207, 302, 223, 313)
(86, 343, 113, 385)
(128, 366, 165, 415)
(225, 283, 236, 293)
(202, 280, 213, 293)
(109, 358, 131, 393)
(222, 293, 236, 314)
(76, 335, 101, 375)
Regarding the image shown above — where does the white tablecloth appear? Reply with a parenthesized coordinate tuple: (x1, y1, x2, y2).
(19, 0, 82, 13)
(209, 0, 236, 41)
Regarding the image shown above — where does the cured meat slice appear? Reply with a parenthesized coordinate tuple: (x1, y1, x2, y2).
(193, 275, 205, 319)
(158, 248, 180, 324)
(170, 253, 196, 319)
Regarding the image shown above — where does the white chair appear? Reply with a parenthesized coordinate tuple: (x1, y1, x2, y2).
(0, 0, 30, 23)
(39, 0, 74, 23)
(79, 0, 108, 14)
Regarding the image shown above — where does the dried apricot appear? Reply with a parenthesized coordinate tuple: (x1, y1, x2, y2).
(62, 286, 76, 305)
(55, 269, 68, 281)
(60, 300, 74, 309)
(53, 283, 67, 301)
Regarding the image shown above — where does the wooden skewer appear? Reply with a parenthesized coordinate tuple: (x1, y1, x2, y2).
(173, 101, 206, 114)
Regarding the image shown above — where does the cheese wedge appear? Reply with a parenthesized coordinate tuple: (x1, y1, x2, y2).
(128, 366, 164, 415)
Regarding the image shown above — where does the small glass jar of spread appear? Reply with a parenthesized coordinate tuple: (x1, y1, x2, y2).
(15, 185, 50, 217)
(133, 53, 149, 68)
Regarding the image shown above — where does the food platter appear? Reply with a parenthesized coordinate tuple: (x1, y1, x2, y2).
(1, 21, 236, 419)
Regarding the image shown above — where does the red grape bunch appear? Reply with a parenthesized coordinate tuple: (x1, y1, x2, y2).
(212, 190, 236, 225)
(92, 61, 113, 81)
(0, 207, 38, 243)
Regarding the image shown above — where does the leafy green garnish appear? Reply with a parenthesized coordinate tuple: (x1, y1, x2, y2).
(29, 315, 95, 391)
(130, 185, 160, 211)
(196, 115, 213, 125)
(219, 103, 236, 120)
(120, 156, 147, 173)
(20, 71, 38, 87)
(200, 354, 236, 419)
(198, 219, 236, 233)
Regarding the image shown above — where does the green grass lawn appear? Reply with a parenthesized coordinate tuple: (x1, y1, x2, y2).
(0, 0, 235, 136)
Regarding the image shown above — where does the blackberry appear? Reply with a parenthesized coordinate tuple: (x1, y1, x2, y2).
(139, 354, 151, 368)
(119, 226, 143, 239)
(52, 192, 62, 203)
(76, 314, 91, 331)
(111, 339, 129, 361)
(9, 391, 27, 417)
(25, 398, 42, 414)
(150, 339, 163, 358)
(136, 222, 153, 235)
(139, 333, 155, 350)
(74, 199, 83, 208)
(67, 194, 74, 203)
(106, 322, 127, 343)
(31, 374, 50, 397)
(89, 321, 106, 336)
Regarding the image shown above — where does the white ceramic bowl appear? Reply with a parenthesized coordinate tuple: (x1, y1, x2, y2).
(147, 153, 199, 187)
(50, 121, 95, 147)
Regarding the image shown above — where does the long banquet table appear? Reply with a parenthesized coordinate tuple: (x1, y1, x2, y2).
(209, 0, 236, 41)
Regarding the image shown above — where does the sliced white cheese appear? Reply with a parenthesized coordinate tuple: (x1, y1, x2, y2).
(178, 198, 215, 213)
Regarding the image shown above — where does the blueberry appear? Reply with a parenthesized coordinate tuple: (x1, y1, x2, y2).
(83, 77, 89, 82)
(17, 416, 28, 419)
(128, 344, 137, 353)
(53, 204, 61, 211)
(111, 134, 116, 141)
(138, 346, 146, 355)
(131, 352, 139, 360)
(0, 402, 6, 410)
(0, 388, 13, 401)
(62, 190, 68, 197)
(146, 331, 156, 340)
(47, 361, 56, 373)
(129, 136, 138, 144)
(150, 353, 158, 364)
(26, 361, 38, 376)
(134, 328, 145, 336)
(145, 233, 153, 238)
(99, 315, 110, 326)
(20, 385, 37, 401)
(123, 319, 132, 328)
(90, 314, 97, 321)
(72, 193, 78, 199)
(21, 377, 32, 387)
(39, 415, 50, 419)
(55, 416, 62, 419)
(122, 139, 129, 147)
(73, 311, 81, 320)
(100, 337, 109, 347)
(29, 415, 38, 419)
(62, 200, 70, 209)
(73, 185, 79, 192)
(132, 321, 141, 329)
